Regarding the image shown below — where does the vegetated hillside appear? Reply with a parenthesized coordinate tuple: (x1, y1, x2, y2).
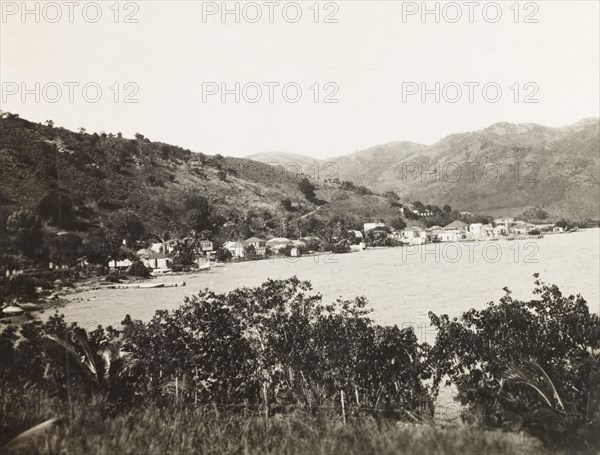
(0, 113, 406, 244)
(249, 119, 600, 219)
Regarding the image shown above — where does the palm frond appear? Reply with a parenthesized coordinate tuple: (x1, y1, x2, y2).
(504, 360, 565, 412)
(1, 418, 58, 452)
(74, 327, 99, 379)
(43, 334, 96, 381)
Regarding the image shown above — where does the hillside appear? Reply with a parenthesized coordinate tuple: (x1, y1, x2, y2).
(249, 119, 600, 219)
(0, 113, 407, 246)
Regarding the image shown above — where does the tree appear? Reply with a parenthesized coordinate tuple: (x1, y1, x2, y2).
(215, 247, 233, 262)
(412, 201, 426, 212)
(183, 195, 213, 233)
(143, 198, 182, 245)
(36, 191, 75, 228)
(243, 244, 257, 260)
(390, 217, 407, 231)
(119, 278, 431, 410)
(107, 211, 145, 246)
(298, 178, 316, 200)
(304, 216, 325, 234)
(1, 275, 38, 302)
(171, 239, 198, 271)
(6, 209, 45, 259)
(47, 233, 82, 267)
(281, 198, 293, 211)
(80, 229, 121, 265)
(443, 205, 452, 215)
(217, 170, 227, 181)
(428, 275, 600, 449)
(128, 259, 150, 277)
(44, 327, 137, 402)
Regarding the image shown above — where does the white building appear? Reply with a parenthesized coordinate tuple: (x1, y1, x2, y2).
(224, 241, 245, 258)
(437, 231, 459, 242)
(439, 220, 469, 242)
(402, 227, 427, 245)
(137, 249, 172, 270)
(494, 217, 514, 226)
(469, 223, 483, 237)
(469, 223, 495, 238)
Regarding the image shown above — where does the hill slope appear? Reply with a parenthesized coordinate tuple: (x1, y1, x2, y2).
(0, 114, 407, 244)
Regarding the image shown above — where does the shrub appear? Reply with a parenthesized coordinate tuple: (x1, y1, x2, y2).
(428, 274, 600, 451)
(298, 178, 316, 200)
(105, 271, 122, 283)
(120, 278, 432, 413)
(281, 198, 293, 211)
(127, 260, 150, 278)
(0, 275, 38, 303)
(215, 247, 233, 262)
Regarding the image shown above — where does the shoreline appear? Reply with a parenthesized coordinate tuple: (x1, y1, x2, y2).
(2, 228, 596, 326)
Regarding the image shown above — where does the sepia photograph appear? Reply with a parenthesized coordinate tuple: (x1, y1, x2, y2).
(0, 1, 599, 454)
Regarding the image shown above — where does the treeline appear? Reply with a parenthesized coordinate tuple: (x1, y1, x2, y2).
(0, 275, 598, 453)
(518, 207, 599, 228)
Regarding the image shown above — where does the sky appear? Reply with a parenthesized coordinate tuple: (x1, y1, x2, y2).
(1, 1, 599, 158)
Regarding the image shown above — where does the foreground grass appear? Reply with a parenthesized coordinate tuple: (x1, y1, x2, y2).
(1, 391, 552, 455)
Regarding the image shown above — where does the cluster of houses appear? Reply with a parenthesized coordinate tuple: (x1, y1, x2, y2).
(109, 236, 309, 272)
(223, 237, 304, 258)
(366, 217, 556, 246)
(110, 239, 215, 272)
(107, 216, 566, 273)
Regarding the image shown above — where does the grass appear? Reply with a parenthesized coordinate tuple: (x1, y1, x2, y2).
(1, 387, 553, 455)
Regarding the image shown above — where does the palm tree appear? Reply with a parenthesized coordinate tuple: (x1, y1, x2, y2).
(502, 359, 600, 448)
(44, 327, 136, 395)
(504, 360, 565, 413)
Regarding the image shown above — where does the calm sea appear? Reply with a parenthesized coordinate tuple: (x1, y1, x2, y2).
(47, 229, 600, 334)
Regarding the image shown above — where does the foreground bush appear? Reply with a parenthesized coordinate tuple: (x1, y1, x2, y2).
(121, 277, 433, 415)
(428, 274, 600, 452)
(1, 275, 598, 453)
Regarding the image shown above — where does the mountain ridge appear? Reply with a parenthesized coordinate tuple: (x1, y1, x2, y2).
(247, 119, 600, 219)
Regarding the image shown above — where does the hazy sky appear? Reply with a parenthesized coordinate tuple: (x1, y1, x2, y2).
(1, 1, 599, 158)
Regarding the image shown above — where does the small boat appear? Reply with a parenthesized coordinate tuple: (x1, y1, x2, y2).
(18, 303, 43, 311)
(1, 305, 24, 316)
(137, 283, 165, 289)
(198, 263, 211, 271)
(105, 282, 185, 290)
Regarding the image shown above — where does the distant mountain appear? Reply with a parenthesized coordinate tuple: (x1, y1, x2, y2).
(245, 151, 318, 169)
(248, 119, 600, 219)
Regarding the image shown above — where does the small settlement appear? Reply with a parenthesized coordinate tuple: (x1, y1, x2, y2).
(104, 217, 563, 274)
